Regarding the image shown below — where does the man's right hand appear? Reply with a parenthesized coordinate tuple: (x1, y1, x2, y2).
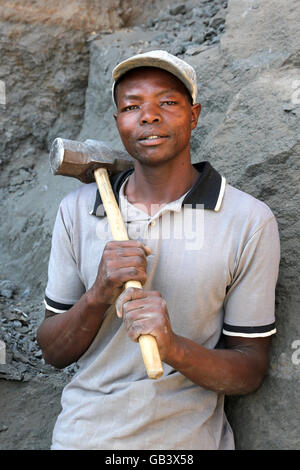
(88, 240, 152, 307)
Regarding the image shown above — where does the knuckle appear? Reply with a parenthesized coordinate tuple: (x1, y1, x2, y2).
(124, 313, 135, 330)
(102, 250, 112, 264)
(134, 240, 143, 248)
(134, 255, 145, 265)
(105, 241, 115, 250)
(104, 270, 116, 286)
(104, 275, 113, 287)
(122, 302, 130, 315)
(124, 299, 136, 312)
(105, 258, 114, 268)
(130, 321, 143, 341)
(130, 267, 139, 277)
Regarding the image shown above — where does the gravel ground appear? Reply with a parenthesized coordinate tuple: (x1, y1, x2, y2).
(0, 284, 76, 449)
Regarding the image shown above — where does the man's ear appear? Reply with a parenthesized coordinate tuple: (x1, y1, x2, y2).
(191, 103, 201, 130)
(113, 113, 118, 123)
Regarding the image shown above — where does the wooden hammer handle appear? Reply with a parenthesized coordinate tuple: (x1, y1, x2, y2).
(94, 167, 163, 380)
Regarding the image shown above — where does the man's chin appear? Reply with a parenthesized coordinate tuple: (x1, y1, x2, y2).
(130, 151, 175, 168)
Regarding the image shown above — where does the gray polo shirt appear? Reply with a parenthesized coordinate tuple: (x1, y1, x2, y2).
(45, 162, 280, 450)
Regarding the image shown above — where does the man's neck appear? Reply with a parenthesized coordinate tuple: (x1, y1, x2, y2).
(124, 158, 200, 216)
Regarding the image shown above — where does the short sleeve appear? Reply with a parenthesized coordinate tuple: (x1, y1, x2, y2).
(44, 201, 85, 313)
(223, 216, 280, 337)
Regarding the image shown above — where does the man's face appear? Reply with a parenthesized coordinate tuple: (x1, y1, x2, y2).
(114, 67, 201, 167)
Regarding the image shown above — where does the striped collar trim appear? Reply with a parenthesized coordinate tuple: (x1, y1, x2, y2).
(90, 161, 226, 217)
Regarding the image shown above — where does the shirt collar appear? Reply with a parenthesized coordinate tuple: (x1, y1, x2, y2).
(90, 161, 226, 217)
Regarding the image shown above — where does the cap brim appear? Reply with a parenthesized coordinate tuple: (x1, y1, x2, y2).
(112, 54, 196, 105)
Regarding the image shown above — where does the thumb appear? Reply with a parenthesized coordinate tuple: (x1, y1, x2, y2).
(116, 286, 145, 318)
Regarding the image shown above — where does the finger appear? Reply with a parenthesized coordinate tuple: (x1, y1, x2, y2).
(101, 264, 147, 285)
(124, 295, 164, 313)
(118, 290, 164, 316)
(122, 297, 147, 314)
(124, 307, 167, 342)
(106, 240, 152, 256)
(108, 255, 147, 269)
(116, 289, 164, 318)
(118, 266, 148, 286)
(143, 245, 152, 256)
(115, 243, 152, 257)
(126, 318, 152, 342)
(116, 287, 146, 318)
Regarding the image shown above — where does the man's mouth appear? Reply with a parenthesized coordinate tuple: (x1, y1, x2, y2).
(138, 134, 169, 142)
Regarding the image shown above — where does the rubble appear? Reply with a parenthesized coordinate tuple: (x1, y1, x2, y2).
(139, 1, 227, 55)
(0, 287, 77, 382)
(0, 0, 299, 451)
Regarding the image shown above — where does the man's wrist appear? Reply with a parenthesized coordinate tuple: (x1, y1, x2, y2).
(164, 334, 186, 369)
(85, 286, 110, 312)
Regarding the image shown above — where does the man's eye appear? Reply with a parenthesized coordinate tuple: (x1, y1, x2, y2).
(162, 101, 176, 106)
(122, 105, 138, 112)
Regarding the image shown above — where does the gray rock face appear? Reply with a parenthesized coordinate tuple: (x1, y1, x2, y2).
(215, 1, 300, 449)
(0, 0, 299, 450)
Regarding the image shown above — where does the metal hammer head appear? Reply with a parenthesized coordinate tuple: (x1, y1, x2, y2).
(49, 138, 134, 183)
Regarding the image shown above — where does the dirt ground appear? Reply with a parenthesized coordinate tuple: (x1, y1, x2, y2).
(0, 291, 74, 450)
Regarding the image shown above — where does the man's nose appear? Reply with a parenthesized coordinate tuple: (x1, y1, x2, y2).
(140, 103, 162, 125)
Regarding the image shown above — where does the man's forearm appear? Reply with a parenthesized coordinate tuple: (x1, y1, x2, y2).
(37, 291, 109, 369)
(167, 335, 269, 395)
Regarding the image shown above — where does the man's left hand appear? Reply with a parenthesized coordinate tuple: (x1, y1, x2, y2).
(116, 287, 176, 362)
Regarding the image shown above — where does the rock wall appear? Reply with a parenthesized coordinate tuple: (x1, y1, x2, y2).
(0, 0, 170, 31)
(0, 0, 299, 450)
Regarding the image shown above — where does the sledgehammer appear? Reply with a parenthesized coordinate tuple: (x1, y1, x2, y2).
(49, 137, 164, 379)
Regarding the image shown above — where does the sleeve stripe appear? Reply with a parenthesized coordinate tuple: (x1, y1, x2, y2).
(222, 328, 276, 338)
(44, 300, 67, 314)
(214, 176, 226, 212)
(223, 322, 276, 336)
(44, 295, 74, 313)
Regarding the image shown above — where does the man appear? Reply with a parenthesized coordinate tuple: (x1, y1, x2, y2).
(37, 50, 280, 450)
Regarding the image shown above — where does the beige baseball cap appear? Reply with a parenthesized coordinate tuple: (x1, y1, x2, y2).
(112, 50, 198, 106)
